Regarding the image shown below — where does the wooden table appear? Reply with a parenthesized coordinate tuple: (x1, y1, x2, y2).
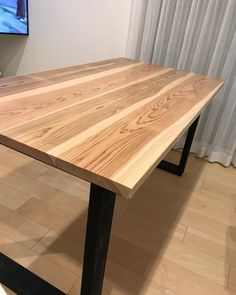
(0, 58, 223, 294)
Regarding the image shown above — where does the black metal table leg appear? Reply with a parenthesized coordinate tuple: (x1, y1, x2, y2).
(157, 116, 200, 176)
(80, 184, 116, 295)
(0, 252, 65, 295)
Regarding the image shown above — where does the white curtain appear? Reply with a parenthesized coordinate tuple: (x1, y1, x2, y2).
(127, 0, 236, 167)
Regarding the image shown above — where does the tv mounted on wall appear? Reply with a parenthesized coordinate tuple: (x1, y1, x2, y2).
(0, 0, 28, 35)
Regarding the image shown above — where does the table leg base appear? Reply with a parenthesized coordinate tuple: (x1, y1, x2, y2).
(157, 160, 184, 176)
(157, 116, 200, 176)
(0, 252, 65, 295)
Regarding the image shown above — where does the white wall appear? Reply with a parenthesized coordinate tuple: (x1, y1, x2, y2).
(0, 0, 132, 76)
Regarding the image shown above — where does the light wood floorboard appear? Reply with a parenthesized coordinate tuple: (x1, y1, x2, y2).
(0, 145, 235, 294)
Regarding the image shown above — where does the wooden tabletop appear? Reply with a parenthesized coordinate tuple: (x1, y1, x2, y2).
(0, 58, 223, 198)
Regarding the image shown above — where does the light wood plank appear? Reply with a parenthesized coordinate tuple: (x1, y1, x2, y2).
(112, 213, 187, 253)
(69, 269, 178, 295)
(148, 258, 233, 295)
(16, 198, 85, 233)
(32, 230, 84, 276)
(202, 173, 236, 200)
(32, 183, 89, 216)
(0, 182, 32, 211)
(228, 265, 236, 292)
(188, 195, 236, 226)
(0, 232, 77, 293)
(160, 240, 229, 286)
(0, 63, 162, 132)
(32, 230, 153, 277)
(190, 188, 236, 212)
(37, 167, 90, 201)
(0, 58, 223, 198)
(184, 227, 236, 266)
(0, 205, 48, 248)
(180, 208, 231, 242)
(3, 69, 179, 149)
(0, 58, 136, 97)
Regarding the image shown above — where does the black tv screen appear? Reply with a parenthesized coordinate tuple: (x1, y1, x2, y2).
(0, 0, 28, 35)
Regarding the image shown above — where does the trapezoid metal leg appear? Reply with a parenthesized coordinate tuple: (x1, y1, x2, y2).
(0, 252, 65, 295)
(157, 116, 200, 176)
(80, 183, 116, 295)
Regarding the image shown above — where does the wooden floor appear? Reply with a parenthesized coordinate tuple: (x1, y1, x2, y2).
(0, 145, 235, 295)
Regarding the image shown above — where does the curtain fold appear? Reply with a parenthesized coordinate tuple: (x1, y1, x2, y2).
(127, 0, 236, 166)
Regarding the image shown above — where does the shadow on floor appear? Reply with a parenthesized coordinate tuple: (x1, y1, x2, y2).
(0, 149, 226, 294)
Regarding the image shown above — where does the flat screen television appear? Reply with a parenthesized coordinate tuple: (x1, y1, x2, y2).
(0, 0, 28, 35)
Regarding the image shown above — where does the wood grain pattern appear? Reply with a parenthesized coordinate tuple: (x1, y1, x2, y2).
(0, 58, 224, 198)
